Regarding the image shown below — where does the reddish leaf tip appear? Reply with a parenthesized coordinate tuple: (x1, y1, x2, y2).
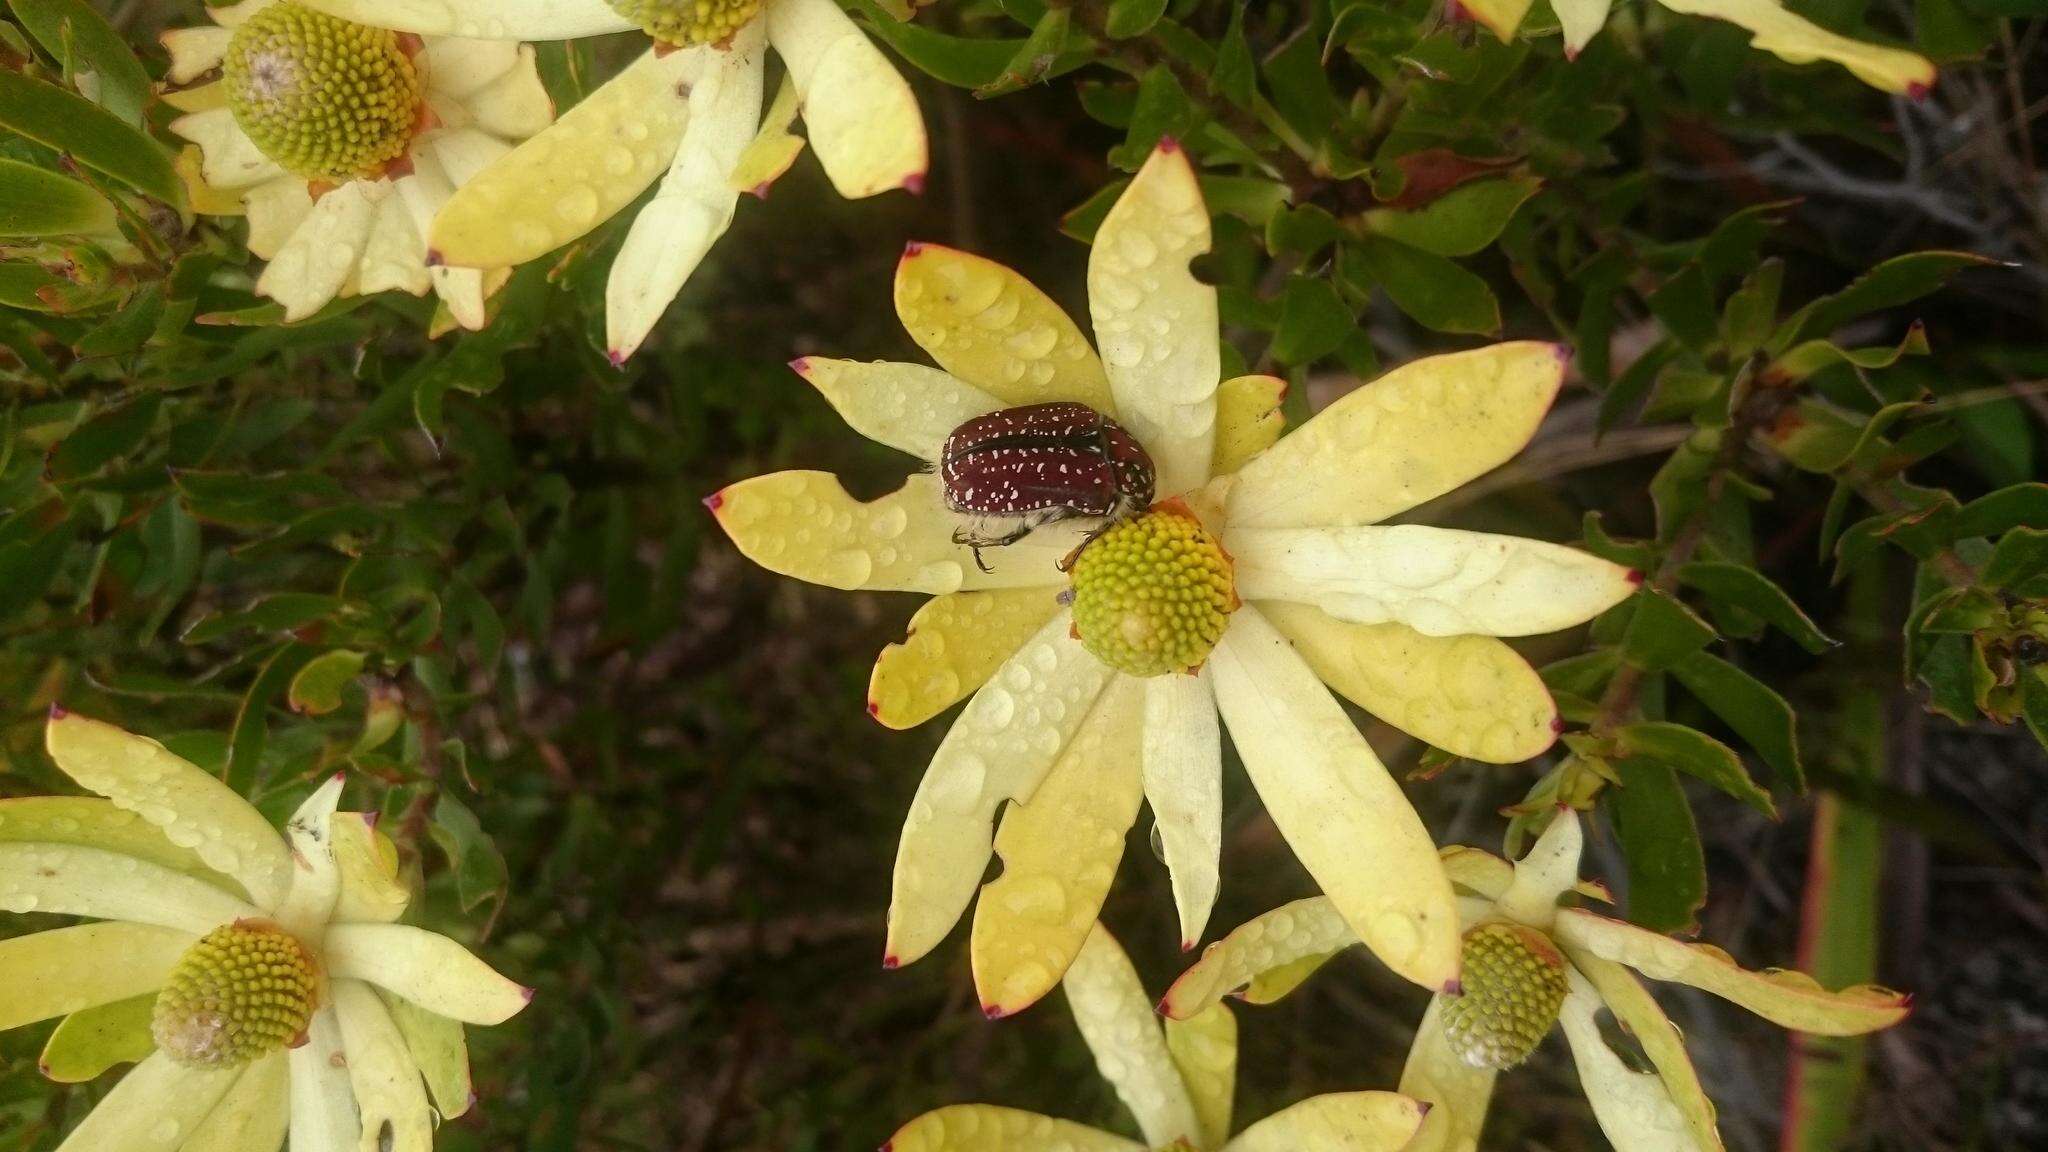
(789, 356, 812, 376)
(902, 241, 927, 259)
(520, 986, 537, 1002)
(902, 171, 927, 195)
(47, 703, 67, 719)
(881, 954, 901, 970)
(981, 1003, 1006, 1020)
(1441, 978, 1464, 996)
(1907, 79, 1935, 102)
(606, 349, 628, 369)
(1627, 568, 1645, 587)
(1551, 715, 1566, 734)
(424, 249, 444, 268)
(866, 700, 881, 718)
(1156, 135, 1181, 154)
(702, 490, 725, 514)
(749, 182, 772, 200)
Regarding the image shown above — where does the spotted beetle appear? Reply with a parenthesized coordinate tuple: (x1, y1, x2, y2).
(940, 402, 1155, 570)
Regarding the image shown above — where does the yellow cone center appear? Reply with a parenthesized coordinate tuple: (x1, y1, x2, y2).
(224, 2, 422, 183)
(152, 920, 320, 1070)
(1441, 922, 1570, 1070)
(607, 0, 764, 47)
(1069, 509, 1235, 677)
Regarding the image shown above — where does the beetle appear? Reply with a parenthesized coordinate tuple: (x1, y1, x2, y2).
(939, 401, 1155, 571)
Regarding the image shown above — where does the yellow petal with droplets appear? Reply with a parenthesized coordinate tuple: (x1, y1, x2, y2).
(1495, 808, 1585, 928)
(1398, 995, 1500, 1152)
(1557, 972, 1705, 1152)
(51, 1052, 239, 1152)
(46, 711, 290, 907)
(1088, 141, 1218, 498)
(258, 181, 378, 321)
(894, 242, 1112, 409)
(323, 924, 530, 1025)
(886, 618, 1113, 966)
(1441, 846, 1515, 900)
(1222, 1092, 1428, 1152)
(1554, 908, 1910, 1036)
(728, 75, 804, 195)
(1554, 0, 1615, 53)
(972, 678, 1143, 1017)
(1160, 896, 1357, 1019)
(1141, 670, 1222, 948)
(1461, 0, 1537, 39)
(1166, 1004, 1237, 1150)
(1259, 601, 1558, 763)
(297, 0, 635, 38)
(1209, 608, 1461, 991)
(333, 981, 433, 1152)
(1233, 524, 1638, 638)
(767, 0, 926, 198)
(1063, 924, 1203, 1149)
(0, 796, 247, 896)
(869, 588, 1063, 729)
(40, 993, 157, 1083)
(1569, 950, 1723, 1152)
(0, 842, 257, 932)
(1212, 374, 1285, 476)
(0, 922, 189, 1031)
(709, 471, 1080, 594)
(182, 1050, 290, 1152)
(794, 358, 1000, 463)
(1658, 0, 1935, 93)
(604, 26, 765, 364)
(429, 47, 698, 269)
(333, 812, 410, 923)
(381, 990, 471, 1120)
(885, 1105, 1143, 1152)
(1227, 342, 1565, 530)
(290, 1007, 362, 1152)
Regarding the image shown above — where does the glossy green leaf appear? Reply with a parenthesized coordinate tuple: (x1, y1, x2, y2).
(1104, 0, 1168, 37)
(1677, 562, 1836, 654)
(288, 649, 367, 715)
(8, 0, 152, 125)
(1772, 251, 1997, 351)
(1983, 527, 2048, 590)
(0, 157, 114, 237)
(1269, 276, 1354, 365)
(0, 69, 181, 207)
(1609, 755, 1707, 934)
(1359, 176, 1541, 257)
(1619, 589, 1717, 671)
(1672, 650, 1803, 790)
(431, 793, 509, 915)
(848, 0, 1025, 87)
(1615, 721, 1776, 817)
(1350, 236, 1500, 334)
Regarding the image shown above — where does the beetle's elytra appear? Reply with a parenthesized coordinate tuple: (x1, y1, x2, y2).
(940, 402, 1155, 567)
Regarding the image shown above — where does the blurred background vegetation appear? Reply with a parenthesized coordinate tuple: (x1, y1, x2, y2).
(1, 0, 2046, 1149)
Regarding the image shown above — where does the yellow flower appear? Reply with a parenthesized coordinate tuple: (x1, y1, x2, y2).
(3, 710, 530, 1152)
(163, 0, 555, 328)
(298, 0, 928, 363)
(1463, 0, 1935, 94)
(1161, 811, 1910, 1152)
(707, 141, 1638, 1015)
(887, 923, 1427, 1152)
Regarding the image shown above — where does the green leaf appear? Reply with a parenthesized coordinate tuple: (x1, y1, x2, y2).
(1359, 176, 1542, 258)
(288, 649, 366, 715)
(1350, 236, 1499, 335)
(1213, 3, 1254, 107)
(0, 158, 113, 237)
(1983, 527, 2048, 589)
(1672, 650, 1803, 790)
(1773, 251, 1997, 351)
(8, 0, 152, 125)
(1609, 756, 1707, 934)
(1620, 590, 1717, 671)
(38, 994, 155, 1083)
(46, 393, 161, 481)
(430, 793, 509, 916)
(1720, 258, 1783, 359)
(1766, 323, 1929, 385)
(1108, 66, 1199, 170)
(1542, 648, 1623, 699)
(1954, 483, 2048, 538)
(976, 6, 1072, 97)
(1104, 0, 1168, 37)
(1677, 562, 1836, 654)
(1648, 265, 1718, 350)
(1615, 721, 1777, 817)
(1269, 276, 1354, 365)
(847, 0, 1025, 87)
(0, 69, 182, 207)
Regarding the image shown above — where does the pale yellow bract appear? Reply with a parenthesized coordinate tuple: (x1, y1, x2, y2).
(299, 0, 928, 364)
(0, 711, 531, 1152)
(1465, 0, 1935, 94)
(163, 0, 555, 328)
(887, 924, 1428, 1152)
(1161, 811, 1911, 1152)
(707, 141, 1641, 1015)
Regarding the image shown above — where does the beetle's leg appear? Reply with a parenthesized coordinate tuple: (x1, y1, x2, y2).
(971, 544, 994, 574)
(1057, 521, 1114, 572)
